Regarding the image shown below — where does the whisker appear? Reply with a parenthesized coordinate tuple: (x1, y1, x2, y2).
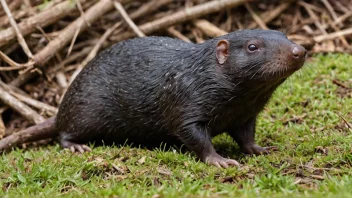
(250, 63, 268, 80)
(244, 61, 265, 74)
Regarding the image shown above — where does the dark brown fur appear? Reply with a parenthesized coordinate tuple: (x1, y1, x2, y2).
(0, 30, 307, 168)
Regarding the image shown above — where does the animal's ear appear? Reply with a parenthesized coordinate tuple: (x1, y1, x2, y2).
(216, 40, 229, 65)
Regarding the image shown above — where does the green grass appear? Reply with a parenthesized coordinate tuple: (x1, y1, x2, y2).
(1, 53, 351, 197)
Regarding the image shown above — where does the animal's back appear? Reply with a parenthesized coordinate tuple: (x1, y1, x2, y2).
(56, 37, 199, 144)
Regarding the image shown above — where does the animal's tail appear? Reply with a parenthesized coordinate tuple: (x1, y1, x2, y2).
(0, 117, 57, 152)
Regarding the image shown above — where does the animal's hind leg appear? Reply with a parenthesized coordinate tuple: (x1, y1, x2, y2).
(60, 136, 91, 153)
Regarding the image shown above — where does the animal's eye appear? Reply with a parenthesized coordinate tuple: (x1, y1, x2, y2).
(248, 44, 258, 51)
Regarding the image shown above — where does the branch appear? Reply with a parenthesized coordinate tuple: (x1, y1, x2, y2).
(0, 84, 45, 124)
(0, 0, 88, 47)
(113, 1, 145, 37)
(0, 107, 6, 139)
(110, 0, 247, 42)
(247, 1, 293, 29)
(167, 26, 191, 42)
(10, 0, 118, 87)
(0, 50, 33, 71)
(129, 0, 172, 20)
(10, 91, 58, 116)
(12, 0, 170, 88)
(193, 19, 228, 37)
(245, 3, 268, 29)
(0, 0, 33, 59)
(314, 27, 352, 42)
(0, 117, 56, 151)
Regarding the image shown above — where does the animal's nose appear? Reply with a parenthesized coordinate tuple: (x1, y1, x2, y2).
(291, 45, 307, 59)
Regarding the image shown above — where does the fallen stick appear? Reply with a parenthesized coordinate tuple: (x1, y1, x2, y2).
(321, 0, 340, 27)
(70, 0, 246, 83)
(33, 0, 115, 66)
(192, 28, 205, 43)
(0, 120, 4, 139)
(193, 19, 228, 37)
(10, 91, 58, 116)
(319, 0, 349, 47)
(0, 51, 33, 69)
(167, 26, 191, 42)
(0, 0, 33, 59)
(287, 34, 315, 49)
(247, 1, 293, 29)
(0, 107, 6, 139)
(69, 0, 173, 84)
(245, 3, 268, 29)
(0, 79, 31, 97)
(0, 8, 27, 29)
(49, 46, 93, 75)
(300, 1, 328, 34)
(0, 0, 21, 17)
(113, 1, 145, 37)
(129, 0, 172, 20)
(0, 0, 88, 47)
(314, 27, 352, 42)
(9, 0, 172, 87)
(0, 117, 56, 151)
(110, 0, 247, 42)
(10, 0, 118, 87)
(321, 12, 352, 29)
(0, 65, 28, 71)
(0, 85, 45, 124)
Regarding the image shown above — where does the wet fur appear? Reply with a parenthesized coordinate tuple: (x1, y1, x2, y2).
(56, 30, 304, 160)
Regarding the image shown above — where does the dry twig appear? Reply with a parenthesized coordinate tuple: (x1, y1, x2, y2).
(111, 0, 246, 41)
(0, 0, 33, 59)
(248, 1, 293, 29)
(0, 0, 87, 47)
(9, 91, 58, 116)
(245, 3, 268, 29)
(0, 117, 56, 151)
(10, 0, 118, 87)
(314, 27, 352, 42)
(0, 85, 44, 124)
(0, 51, 33, 71)
(113, 1, 145, 37)
(167, 26, 191, 42)
(129, 0, 172, 20)
(0, 107, 6, 139)
(193, 19, 228, 37)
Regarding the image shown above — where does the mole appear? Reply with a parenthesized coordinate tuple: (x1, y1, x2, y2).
(2, 30, 307, 168)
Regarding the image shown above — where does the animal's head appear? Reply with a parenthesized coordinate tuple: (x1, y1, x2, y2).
(214, 29, 306, 83)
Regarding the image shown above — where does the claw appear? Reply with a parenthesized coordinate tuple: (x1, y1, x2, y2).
(205, 152, 240, 168)
(241, 144, 277, 155)
(61, 139, 91, 154)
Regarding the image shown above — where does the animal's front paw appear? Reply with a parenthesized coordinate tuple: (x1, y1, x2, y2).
(204, 152, 240, 168)
(241, 144, 277, 155)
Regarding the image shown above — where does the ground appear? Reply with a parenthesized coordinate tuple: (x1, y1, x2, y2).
(0, 53, 351, 197)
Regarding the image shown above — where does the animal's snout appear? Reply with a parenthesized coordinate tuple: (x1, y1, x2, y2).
(291, 45, 307, 60)
(286, 44, 306, 70)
